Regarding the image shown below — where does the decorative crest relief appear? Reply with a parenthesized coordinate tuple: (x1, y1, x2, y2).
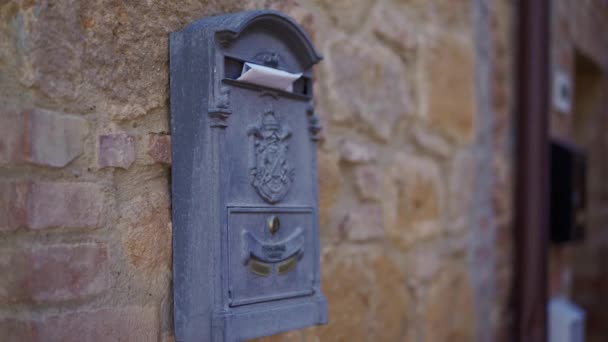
(247, 108, 294, 203)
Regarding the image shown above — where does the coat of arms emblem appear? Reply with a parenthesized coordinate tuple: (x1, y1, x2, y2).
(247, 109, 295, 203)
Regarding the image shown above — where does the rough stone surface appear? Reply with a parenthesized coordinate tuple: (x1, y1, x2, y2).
(354, 164, 383, 202)
(423, 31, 476, 144)
(311, 0, 375, 32)
(326, 38, 413, 141)
(370, 3, 418, 61)
(312, 246, 371, 341)
(98, 133, 135, 169)
(317, 150, 342, 231)
(423, 262, 476, 342)
(338, 139, 376, 164)
(384, 153, 443, 250)
(340, 203, 385, 241)
(369, 252, 410, 341)
(447, 150, 476, 233)
(26, 182, 104, 230)
(121, 191, 172, 275)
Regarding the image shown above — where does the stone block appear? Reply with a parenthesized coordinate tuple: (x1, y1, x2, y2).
(29, 109, 88, 167)
(0, 109, 86, 167)
(447, 150, 476, 233)
(340, 203, 385, 241)
(423, 32, 476, 144)
(422, 262, 476, 342)
(338, 139, 376, 164)
(317, 150, 342, 230)
(0, 181, 28, 231)
(26, 182, 103, 230)
(326, 38, 413, 140)
(0, 306, 159, 342)
(369, 252, 410, 341)
(29, 243, 109, 302)
(354, 165, 383, 201)
(147, 133, 171, 165)
(311, 246, 371, 341)
(98, 133, 135, 169)
(0, 243, 109, 303)
(384, 153, 443, 250)
(312, 0, 374, 32)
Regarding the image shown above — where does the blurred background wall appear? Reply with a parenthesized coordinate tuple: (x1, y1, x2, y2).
(0, 0, 603, 341)
(548, 1, 608, 342)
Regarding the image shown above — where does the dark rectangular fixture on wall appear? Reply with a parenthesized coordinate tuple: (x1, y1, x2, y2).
(550, 139, 587, 243)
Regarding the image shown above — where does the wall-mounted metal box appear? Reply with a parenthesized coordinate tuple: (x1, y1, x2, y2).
(170, 10, 327, 341)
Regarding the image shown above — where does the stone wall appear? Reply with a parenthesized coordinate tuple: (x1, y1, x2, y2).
(548, 1, 608, 341)
(0, 0, 514, 341)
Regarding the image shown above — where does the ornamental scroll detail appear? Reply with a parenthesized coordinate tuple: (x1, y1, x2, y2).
(247, 109, 295, 204)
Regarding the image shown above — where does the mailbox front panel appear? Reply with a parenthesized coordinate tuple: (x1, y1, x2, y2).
(170, 10, 326, 342)
(227, 207, 315, 306)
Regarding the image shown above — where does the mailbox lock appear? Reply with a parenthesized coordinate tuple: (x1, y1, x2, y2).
(267, 216, 280, 235)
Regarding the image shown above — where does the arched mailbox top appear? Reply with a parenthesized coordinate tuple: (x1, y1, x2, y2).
(182, 10, 322, 71)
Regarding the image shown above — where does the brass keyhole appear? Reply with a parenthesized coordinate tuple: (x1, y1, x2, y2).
(267, 216, 280, 235)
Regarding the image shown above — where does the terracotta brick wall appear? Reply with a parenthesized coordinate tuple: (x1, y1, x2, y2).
(0, 0, 514, 341)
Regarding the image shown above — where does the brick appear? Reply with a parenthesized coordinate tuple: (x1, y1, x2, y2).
(26, 182, 103, 230)
(29, 109, 87, 167)
(340, 203, 384, 241)
(0, 318, 37, 341)
(98, 133, 135, 169)
(29, 243, 109, 302)
(0, 109, 86, 167)
(354, 165, 382, 201)
(0, 182, 28, 231)
(0, 249, 30, 303)
(0, 111, 27, 166)
(0, 306, 158, 342)
(147, 133, 171, 165)
(0, 243, 109, 303)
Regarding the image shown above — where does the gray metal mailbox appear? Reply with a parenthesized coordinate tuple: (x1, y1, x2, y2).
(170, 10, 327, 342)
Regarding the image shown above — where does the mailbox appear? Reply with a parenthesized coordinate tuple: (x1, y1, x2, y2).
(170, 10, 327, 341)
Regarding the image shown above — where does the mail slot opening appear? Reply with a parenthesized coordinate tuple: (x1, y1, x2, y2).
(223, 55, 310, 96)
(292, 76, 311, 96)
